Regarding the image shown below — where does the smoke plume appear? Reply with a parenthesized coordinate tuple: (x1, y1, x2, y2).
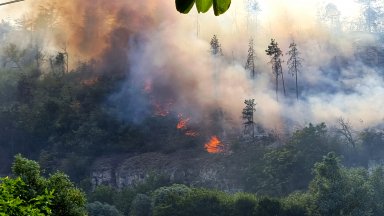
(2, 0, 384, 132)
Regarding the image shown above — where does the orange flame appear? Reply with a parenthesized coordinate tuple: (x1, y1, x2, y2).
(204, 136, 223, 154)
(176, 114, 190, 129)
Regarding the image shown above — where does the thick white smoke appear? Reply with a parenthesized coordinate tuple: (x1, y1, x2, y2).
(2, 0, 383, 131)
(111, 0, 384, 132)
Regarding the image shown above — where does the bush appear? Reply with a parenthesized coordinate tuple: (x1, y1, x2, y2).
(254, 197, 283, 216)
(233, 193, 257, 216)
(130, 194, 152, 216)
(2, 155, 87, 216)
(87, 201, 122, 216)
(88, 185, 117, 205)
(180, 188, 233, 216)
(152, 184, 191, 216)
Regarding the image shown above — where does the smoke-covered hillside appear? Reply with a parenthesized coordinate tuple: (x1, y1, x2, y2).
(1, 0, 384, 215)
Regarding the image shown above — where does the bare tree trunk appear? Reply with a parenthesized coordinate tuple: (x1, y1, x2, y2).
(251, 112, 255, 143)
(275, 71, 279, 101)
(295, 68, 299, 100)
(280, 64, 286, 96)
(252, 63, 255, 79)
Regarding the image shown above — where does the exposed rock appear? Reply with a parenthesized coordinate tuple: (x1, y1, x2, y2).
(90, 150, 239, 191)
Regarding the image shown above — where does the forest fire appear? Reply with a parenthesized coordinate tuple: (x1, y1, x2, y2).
(204, 136, 223, 154)
(176, 114, 190, 129)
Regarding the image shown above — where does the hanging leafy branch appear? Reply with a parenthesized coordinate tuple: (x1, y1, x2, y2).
(175, 0, 231, 16)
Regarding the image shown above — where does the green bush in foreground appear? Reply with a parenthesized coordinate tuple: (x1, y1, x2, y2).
(0, 154, 87, 216)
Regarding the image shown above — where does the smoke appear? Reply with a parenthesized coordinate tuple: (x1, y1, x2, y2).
(3, 0, 384, 131)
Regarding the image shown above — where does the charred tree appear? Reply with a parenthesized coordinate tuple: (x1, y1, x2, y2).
(50, 50, 68, 77)
(245, 38, 256, 79)
(242, 99, 256, 143)
(266, 39, 285, 100)
(287, 41, 303, 100)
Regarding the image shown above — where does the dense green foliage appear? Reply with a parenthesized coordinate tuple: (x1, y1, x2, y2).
(0, 177, 54, 216)
(86, 154, 384, 216)
(87, 202, 122, 216)
(5, 149, 384, 216)
(0, 155, 87, 216)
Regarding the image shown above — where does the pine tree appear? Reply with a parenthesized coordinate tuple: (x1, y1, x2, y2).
(287, 41, 302, 100)
(210, 35, 223, 56)
(265, 39, 285, 100)
(210, 35, 223, 98)
(357, 0, 380, 32)
(245, 38, 256, 79)
(242, 99, 256, 142)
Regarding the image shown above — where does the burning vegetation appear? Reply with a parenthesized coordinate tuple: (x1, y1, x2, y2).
(204, 136, 224, 154)
(2, 1, 384, 215)
(176, 114, 190, 129)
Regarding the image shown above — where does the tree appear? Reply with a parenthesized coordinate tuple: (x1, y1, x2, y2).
(322, 3, 341, 31)
(50, 51, 68, 76)
(357, 0, 381, 32)
(360, 128, 384, 162)
(130, 194, 152, 216)
(245, 38, 257, 79)
(254, 123, 340, 196)
(266, 39, 285, 100)
(8, 154, 87, 216)
(210, 35, 223, 56)
(87, 201, 123, 216)
(369, 166, 384, 215)
(152, 184, 191, 216)
(0, 177, 54, 215)
(175, 0, 231, 16)
(233, 193, 257, 216)
(244, 0, 261, 30)
(336, 117, 357, 149)
(242, 99, 256, 142)
(308, 152, 372, 216)
(308, 152, 345, 216)
(286, 41, 302, 100)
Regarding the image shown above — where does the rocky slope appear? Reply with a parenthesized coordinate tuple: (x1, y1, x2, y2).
(90, 150, 240, 191)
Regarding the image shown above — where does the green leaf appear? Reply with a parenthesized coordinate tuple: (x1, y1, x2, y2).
(176, 0, 196, 14)
(213, 0, 231, 16)
(196, 0, 213, 13)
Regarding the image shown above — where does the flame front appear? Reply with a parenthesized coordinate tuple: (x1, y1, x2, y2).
(176, 115, 190, 129)
(204, 136, 223, 154)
